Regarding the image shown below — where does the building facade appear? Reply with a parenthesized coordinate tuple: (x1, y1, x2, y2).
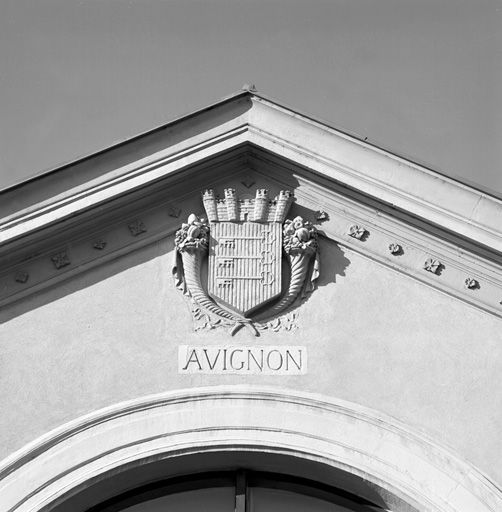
(0, 90, 501, 511)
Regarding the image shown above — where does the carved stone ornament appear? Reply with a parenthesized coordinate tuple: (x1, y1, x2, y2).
(128, 219, 147, 236)
(241, 176, 256, 189)
(315, 210, 329, 222)
(93, 239, 107, 250)
(14, 271, 29, 283)
(464, 277, 479, 290)
(388, 243, 402, 255)
(167, 205, 182, 218)
(173, 188, 320, 336)
(348, 224, 367, 240)
(51, 250, 70, 269)
(423, 257, 442, 274)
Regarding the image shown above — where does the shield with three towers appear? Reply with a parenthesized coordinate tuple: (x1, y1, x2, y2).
(203, 188, 293, 316)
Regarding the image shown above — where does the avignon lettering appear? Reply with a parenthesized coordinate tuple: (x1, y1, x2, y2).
(178, 346, 307, 374)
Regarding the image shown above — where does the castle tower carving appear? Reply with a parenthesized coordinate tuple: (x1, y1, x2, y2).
(202, 188, 293, 223)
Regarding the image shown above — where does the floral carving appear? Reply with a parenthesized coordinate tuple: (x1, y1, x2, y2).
(174, 214, 209, 253)
(423, 258, 442, 274)
(315, 210, 329, 222)
(173, 214, 245, 331)
(255, 216, 319, 322)
(283, 216, 319, 255)
(388, 243, 402, 255)
(15, 271, 29, 283)
(128, 220, 147, 236)
(258, 311, 299, 332)
(187, 298, 299, 334)
(51, 251, 70, 269)
(348, 224, 367, 240)
(464, 277, 479, 290)
(93, 239, 107, 250)
(167, 205, 182, 218)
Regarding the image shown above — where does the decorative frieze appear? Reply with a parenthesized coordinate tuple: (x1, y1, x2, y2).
(0, 176, 501, 318)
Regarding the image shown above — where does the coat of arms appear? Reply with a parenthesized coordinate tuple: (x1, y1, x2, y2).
(173, 188, 319, 335)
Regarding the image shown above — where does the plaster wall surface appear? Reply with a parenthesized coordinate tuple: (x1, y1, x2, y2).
(1, 235, 501, 486)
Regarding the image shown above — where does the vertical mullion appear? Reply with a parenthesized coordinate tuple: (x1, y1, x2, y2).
(235, 470, 247, 512)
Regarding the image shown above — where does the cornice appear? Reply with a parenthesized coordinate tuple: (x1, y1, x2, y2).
(0, 92, 500, 316)
(0, 93, 500, 255)
(246, 97, 502, 253)
(0, 125, 250, 245)
(0, 166, 501, 318)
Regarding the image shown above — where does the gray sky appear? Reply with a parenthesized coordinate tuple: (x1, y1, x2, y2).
(1, 0, 501, 194)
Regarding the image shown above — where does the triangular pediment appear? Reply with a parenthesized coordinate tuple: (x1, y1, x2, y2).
(0, 90, 501, 319)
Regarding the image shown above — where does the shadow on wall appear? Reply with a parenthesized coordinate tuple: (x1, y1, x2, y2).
(287, 199, 351, 296)
(0, 238, 171, 325)
(0, 198, 351, 327)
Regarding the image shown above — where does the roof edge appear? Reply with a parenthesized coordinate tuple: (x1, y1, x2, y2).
(0, 89, 251, 196)
(1, 88, 501, 201)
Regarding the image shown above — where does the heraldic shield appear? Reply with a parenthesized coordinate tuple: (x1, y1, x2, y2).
(208, 221, 282, 316)
(173, 188, 319, 335)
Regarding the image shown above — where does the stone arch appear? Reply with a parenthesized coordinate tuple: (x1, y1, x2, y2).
(0, 386, 500, 511)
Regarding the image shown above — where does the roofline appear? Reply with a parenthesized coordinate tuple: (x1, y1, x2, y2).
(251, 91, 502, 201)
(1, 88, 500, 201)
(0, 89, 250, 195)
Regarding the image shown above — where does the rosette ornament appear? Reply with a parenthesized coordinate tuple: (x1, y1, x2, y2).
(173, 214, 236, 322)
(258, 216, 319, 320)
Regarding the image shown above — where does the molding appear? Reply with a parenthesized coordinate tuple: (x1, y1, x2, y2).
(287, 177, 502, 318)
(0, 126, 250, 245)
(0, 94, 500, 254)
(0, 168, 501, 317)
(252, 163, 502, 317)
(248, 97, 502, 251)
(0, 386, 500, 512)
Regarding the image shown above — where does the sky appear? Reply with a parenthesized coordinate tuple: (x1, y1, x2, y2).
(0, 0, 501, 194)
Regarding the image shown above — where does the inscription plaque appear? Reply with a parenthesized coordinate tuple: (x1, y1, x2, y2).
(178, 345, 307, 375)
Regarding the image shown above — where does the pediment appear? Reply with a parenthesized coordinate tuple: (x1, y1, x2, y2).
(0, 91, 501, 319)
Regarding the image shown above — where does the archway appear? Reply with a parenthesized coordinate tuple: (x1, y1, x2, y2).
(0, 387, 499, 511)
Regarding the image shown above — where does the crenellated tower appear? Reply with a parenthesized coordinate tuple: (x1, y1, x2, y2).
(224, 188, 239, 221)
(202, 189, 218, 222)
(202, 188, 293, 223)
(253, 189, 269, 222)
(274, 190, 294, 222)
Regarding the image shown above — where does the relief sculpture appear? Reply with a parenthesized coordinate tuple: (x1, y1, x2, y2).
(173, 188, 319, 336)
